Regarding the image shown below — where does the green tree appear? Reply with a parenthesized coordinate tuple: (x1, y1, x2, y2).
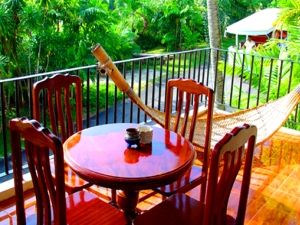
(3, 0, 139, 75)
(114, 0, 206, 51)
(0, 0, 25, 77)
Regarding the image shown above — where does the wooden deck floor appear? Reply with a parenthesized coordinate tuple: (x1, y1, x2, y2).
(1, 127, 300, 224)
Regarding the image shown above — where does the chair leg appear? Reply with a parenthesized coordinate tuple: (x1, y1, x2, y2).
(199, 181, 206, 204)
(111, 189, 117, 206)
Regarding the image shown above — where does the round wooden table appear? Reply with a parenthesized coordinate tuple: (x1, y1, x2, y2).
(63, 123, 195, 221)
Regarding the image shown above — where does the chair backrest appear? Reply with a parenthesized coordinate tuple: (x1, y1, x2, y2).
(204, 124, 257, 225)
(32, 74, 83, 142)
(165, 78, 214, 146)
(10, 117, 67, 225)
(165, 78, 214, 195)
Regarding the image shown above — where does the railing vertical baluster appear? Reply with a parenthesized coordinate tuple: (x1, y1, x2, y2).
(158, 56, 163, 110)
(177, 54, 181, 78)
(256, 57, 264, 106)
(114, 81, 118, 123)
(164, 55, 170, 112)
(183, 53, 187, 78)
(277, 60, 284, 98)
(266, 59, 274, 102)
(238, 53, 245, 109)
(122, 63, 126, 123)
(144, 59, 150, 122)
(0, 83, 8, 174)
(152, 58, 157, 108)
(42, 88, 47, 126)
(175, 53, 181, 108)
(188, 52, 192, 79)
(130, 61, 135, 123)
(229, 52, 236, 107)
(197, 50, 202, 82)
(28, 78, 33, 118)
(206, 50, 211, 87)
(105, 75, 109, 123)
(193, 51, 197, 80)
(166, 55, 170, 82)
(96, 71, 100, 125)
(288, 62, 293, 93)
(86, 68, 90, 127)
(202, 50, 207, 84)
(171, 54, 175, 79)
(138, 60, 142, 122)
(221, 51, 227, 105)
(247, 55, 254, 109)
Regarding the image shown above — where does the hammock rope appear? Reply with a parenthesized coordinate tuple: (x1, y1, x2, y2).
(92, 44, 300, 148)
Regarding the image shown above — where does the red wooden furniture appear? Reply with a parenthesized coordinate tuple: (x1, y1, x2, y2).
(134, 124, 257, 225)
(154, 78, 214, 201)
(249, 35, 268, 45)
(63, 123, 195, 220)
(10, 117, 127, 225)
(32, 74, 90, 194)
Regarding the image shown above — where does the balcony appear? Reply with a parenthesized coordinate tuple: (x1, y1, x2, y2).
(0, 47, 300, 224)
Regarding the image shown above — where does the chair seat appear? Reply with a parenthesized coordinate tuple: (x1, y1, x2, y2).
(50, 159, 91, 194)
(66, 191, 126, 225)
(134, 193, 237, 225)
(154, 165, 204, 196)
(22, 191, 126, 225)
(134, 193, 204, 225)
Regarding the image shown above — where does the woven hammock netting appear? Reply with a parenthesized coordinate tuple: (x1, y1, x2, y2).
(92, 44, 300, 148)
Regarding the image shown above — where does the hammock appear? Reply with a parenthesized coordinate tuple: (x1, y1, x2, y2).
(92, 44, 300, 148)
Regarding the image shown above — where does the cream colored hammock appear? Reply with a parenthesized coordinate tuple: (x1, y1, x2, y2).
(92, 44, 300, 148)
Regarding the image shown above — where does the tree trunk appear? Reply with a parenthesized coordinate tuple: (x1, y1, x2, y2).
(206, 0, 224, 109)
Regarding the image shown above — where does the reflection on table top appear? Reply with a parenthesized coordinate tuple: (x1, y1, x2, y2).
(63, 123, 195, 190)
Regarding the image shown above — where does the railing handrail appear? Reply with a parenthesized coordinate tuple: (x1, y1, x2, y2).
(212, 47, 299, 63)
(0, 48, 212, 83)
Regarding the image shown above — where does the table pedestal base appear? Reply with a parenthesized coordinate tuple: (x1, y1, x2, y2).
(117, 190, 139, 223)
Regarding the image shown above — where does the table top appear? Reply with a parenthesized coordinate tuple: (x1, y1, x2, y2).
(63, 123, 195, 190)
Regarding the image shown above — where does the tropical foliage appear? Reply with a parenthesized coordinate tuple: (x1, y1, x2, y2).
(1, 0, 282, 79)
(220, 0, 300, 109)
(0, 0, 210, 79)
(275, 0, 300, 61)
(0, 0, 139, 79)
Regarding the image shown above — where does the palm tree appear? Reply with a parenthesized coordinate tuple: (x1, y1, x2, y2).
(276, 0, 300, 61)
(206, 0, 223, 108)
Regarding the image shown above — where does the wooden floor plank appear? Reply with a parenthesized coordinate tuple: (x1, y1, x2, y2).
(1, 127, 300, 224)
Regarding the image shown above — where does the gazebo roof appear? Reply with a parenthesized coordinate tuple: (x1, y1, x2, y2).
(225, 8, 281, 36)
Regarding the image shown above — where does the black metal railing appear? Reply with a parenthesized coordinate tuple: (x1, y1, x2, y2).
(0, 47, 299, 181)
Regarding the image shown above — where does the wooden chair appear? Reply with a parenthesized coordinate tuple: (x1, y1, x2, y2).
(32, 74, 90, 194)
(10, 117, 127, 225)
(32, 74, 82, 143)
(134, 124, 257, 225)
(154, 78, 214, 201)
